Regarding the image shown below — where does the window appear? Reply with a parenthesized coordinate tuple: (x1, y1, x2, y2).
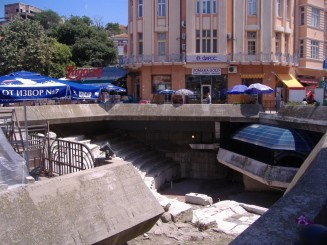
(202, 30, 211, 53)
(152, 75, 171, 93)
(286, 0, 290, 19)
(158, 0, 166, 17)
(213, 30, 217, 53)
(213, 0, 217, 14)
(138, 33, 143, 55)
(311, 7, 319, 28)
(202, 0, 211, 14)
(196, 30, 201, 53)
(157, 32, 166, 56)
(196, 0, 200, 14)
(276, 0, 281, 17)
(275, 33, 281, 54)
(299, 40, 304, 58)
(324, 43, 327, 59)
(138, 0, 143, 17)
(248, 0, 257, 16)
(300, 7, 305, 25)
(247, 32, 257, 55)
(311, 40, 319, 59)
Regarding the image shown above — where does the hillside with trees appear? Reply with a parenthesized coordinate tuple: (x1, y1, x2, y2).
(0, 10, 125, 77)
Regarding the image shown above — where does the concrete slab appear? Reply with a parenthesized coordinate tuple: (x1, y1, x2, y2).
(0, 162, 163, 245)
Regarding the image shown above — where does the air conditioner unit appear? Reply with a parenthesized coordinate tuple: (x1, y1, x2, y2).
(227, 33, 232, 40)
(181, 20, 186, 27)
(182, 44, 186, 51)
(181, 33, 186, 40)
(228, 66, 237, 73)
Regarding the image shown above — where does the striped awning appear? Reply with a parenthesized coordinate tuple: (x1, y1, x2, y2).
(276, 74, 304, 89)
(240, 74, 265, 79)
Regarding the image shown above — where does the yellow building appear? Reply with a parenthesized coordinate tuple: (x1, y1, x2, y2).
(124, 0, 327, 107)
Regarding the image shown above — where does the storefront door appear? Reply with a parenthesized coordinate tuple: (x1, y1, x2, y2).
(201, 85, 211, 104)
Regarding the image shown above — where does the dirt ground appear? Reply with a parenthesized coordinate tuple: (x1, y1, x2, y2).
(127, 178, 283, 245)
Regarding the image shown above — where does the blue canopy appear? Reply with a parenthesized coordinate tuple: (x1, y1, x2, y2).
(232, 124, 314, 153)
(0, 71, 101, 102)
(227, 85, 248, 94)
(88, 83, 126, 93)
(245, 83, 274, 95)
(157, 89, 175, 95)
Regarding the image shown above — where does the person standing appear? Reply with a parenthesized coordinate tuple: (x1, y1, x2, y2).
(207, 93, 212, 104)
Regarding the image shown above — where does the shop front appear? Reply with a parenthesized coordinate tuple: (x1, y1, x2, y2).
(185, 68, 227, 104)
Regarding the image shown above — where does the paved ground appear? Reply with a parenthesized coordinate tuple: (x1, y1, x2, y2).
(159, 178, 283, 208)
(127, 178, 283, 245)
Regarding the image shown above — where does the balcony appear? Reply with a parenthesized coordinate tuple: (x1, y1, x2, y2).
(229, 52, 298, 66)
(119, 54, 186, 66)
(119, 52, 298, 66)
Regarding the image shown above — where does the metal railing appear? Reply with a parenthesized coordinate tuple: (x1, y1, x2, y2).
(30, 135, 95, 176)
(119, 53, 186, 65)
(120, 52, 298, 66)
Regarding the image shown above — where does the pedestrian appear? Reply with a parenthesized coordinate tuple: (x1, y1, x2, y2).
(207, 93, 212, 104)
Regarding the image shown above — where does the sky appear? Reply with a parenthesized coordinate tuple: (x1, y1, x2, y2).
(1, 0, 128, 25)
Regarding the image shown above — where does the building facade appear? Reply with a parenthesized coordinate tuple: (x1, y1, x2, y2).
(124, 0, 327, 106)
(4, 3, 42, 21)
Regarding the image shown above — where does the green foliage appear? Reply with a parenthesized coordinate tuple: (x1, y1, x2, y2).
(71, 38, 117, 67)
(55, 16, 117, 66)
(0, 16, 53, 76)
(105, 22, 124, 36)
(33, 10, 62, 31)
(0, 14, 119, 76)
(48, 38, 74, 78)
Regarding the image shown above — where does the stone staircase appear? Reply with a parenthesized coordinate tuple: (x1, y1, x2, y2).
(94, 133, 180, 191)
(59, 132, 180, 191)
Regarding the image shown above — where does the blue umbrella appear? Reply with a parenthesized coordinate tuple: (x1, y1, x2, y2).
(0, 71, 102, 101)
(227, 85, 248, 94)
(87, 83, 126, 93)
(0, 71, 102, 169)
(245, 83, 274, 95)
(158, 89, 175, 95)
(232, 124, 314, 153)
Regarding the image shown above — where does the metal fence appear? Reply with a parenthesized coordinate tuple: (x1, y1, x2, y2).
(30, 135, 95, 176)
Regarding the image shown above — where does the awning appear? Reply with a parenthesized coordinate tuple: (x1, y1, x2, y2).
(276, 74, 304, 89)
(240, 74, 265, 79)
(298, 78, 319, 85)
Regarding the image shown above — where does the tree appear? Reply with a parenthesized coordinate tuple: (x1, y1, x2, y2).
(48, 38, 74, 78)
(54, 16, 117, 67)
(105, 22, 124, 36)
(33, 10, 62, 31)
(0, 17, 53, 76)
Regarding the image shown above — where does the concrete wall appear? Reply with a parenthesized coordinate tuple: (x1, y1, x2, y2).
(231, 132, 327, 244)
(13, 104, 264, 126)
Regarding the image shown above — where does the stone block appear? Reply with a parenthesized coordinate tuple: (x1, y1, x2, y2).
(0, 162, 163, 245)
(169, 199, 193, 223)
(185, 192, 213, 206)
(25, 176, 35, 184)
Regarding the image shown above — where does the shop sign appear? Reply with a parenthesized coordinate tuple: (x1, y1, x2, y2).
(187, 55, 227, 63)
(192, 68, 221, 75)
(65, 66, 103, 80)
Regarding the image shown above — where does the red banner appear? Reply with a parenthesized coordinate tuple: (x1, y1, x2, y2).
(65, 66, 103, 80)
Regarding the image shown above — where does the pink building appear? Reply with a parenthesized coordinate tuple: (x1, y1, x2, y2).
(124, 0, 327, 107)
